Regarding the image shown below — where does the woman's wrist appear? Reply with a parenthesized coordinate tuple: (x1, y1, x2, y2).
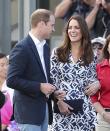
(57, 100, 63, 105)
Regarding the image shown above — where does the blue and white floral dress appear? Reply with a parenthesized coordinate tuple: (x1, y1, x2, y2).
(49, 49, 97, 131)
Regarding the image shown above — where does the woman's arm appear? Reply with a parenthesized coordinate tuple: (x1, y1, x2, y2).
(54, 0, 74, 18)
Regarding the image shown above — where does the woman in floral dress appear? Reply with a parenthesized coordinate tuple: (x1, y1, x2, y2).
(49, 15, 99, 131)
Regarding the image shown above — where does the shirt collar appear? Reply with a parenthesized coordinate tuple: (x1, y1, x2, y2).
(100, 59, 110, 67)
(29, 32, 46, 47)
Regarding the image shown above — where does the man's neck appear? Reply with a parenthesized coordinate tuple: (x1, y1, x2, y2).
(30, 29, 44, 42)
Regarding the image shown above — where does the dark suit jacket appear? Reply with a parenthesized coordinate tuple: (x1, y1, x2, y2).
(6, 35, 53, 125)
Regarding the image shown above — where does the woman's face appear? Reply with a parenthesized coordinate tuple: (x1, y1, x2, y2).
(107, 41, 110, 55)
(0, 57, 8, 79)
(68, 19, 82, 43)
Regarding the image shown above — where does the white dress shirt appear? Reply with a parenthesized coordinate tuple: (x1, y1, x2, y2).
(29, 32, 48, 82)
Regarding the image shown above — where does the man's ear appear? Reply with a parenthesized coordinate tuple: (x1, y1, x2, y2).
(37, 21, 45, 28)
(40, 21, 46, 26)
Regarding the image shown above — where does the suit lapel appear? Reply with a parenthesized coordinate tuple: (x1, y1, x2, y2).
(28, 35, 45, 75)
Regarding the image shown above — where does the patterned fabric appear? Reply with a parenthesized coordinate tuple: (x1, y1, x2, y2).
(49, 49, 97, 131)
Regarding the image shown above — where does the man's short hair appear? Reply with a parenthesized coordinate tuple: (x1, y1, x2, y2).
(30, 9, 53, 28)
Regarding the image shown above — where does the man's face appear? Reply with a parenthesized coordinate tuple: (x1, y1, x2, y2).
(92, 43, 104, 62)
(43, 15, 55, 39)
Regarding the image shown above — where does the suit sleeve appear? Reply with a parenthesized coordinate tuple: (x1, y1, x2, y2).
(6, 43, 41, 97)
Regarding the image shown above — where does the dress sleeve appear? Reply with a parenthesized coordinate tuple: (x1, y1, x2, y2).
(88, 56, 98, 84)
(90, 63, 100, 103)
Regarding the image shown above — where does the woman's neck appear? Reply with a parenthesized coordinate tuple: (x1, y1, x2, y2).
(71, 42, 81, 54)
(71, 44, 82, 62)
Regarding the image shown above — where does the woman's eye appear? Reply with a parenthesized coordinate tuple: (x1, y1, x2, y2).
(75, 26, 80, 29)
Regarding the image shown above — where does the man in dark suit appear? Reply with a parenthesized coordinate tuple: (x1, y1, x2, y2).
(6, 9, 56, 131)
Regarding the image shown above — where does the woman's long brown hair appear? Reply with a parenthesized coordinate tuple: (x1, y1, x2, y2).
(103, 35, 110, 59)
(56, 15, 94, 66)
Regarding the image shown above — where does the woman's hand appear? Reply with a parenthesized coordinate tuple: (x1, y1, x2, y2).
(57, 100, 73, 115)
(84, 81, 100, 96)
(54, 90, 66, 101)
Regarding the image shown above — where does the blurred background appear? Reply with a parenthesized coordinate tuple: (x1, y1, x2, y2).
(0, 0, 64, 54)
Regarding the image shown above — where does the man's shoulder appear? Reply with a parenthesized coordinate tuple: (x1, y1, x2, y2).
(15, 35, 31, 48)
(10, 35, 31, 58)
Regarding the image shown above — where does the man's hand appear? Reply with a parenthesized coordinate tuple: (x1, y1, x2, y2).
(40, 83, 56, 96)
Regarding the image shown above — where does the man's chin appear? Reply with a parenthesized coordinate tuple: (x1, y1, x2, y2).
(46, 36, 51, 40)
